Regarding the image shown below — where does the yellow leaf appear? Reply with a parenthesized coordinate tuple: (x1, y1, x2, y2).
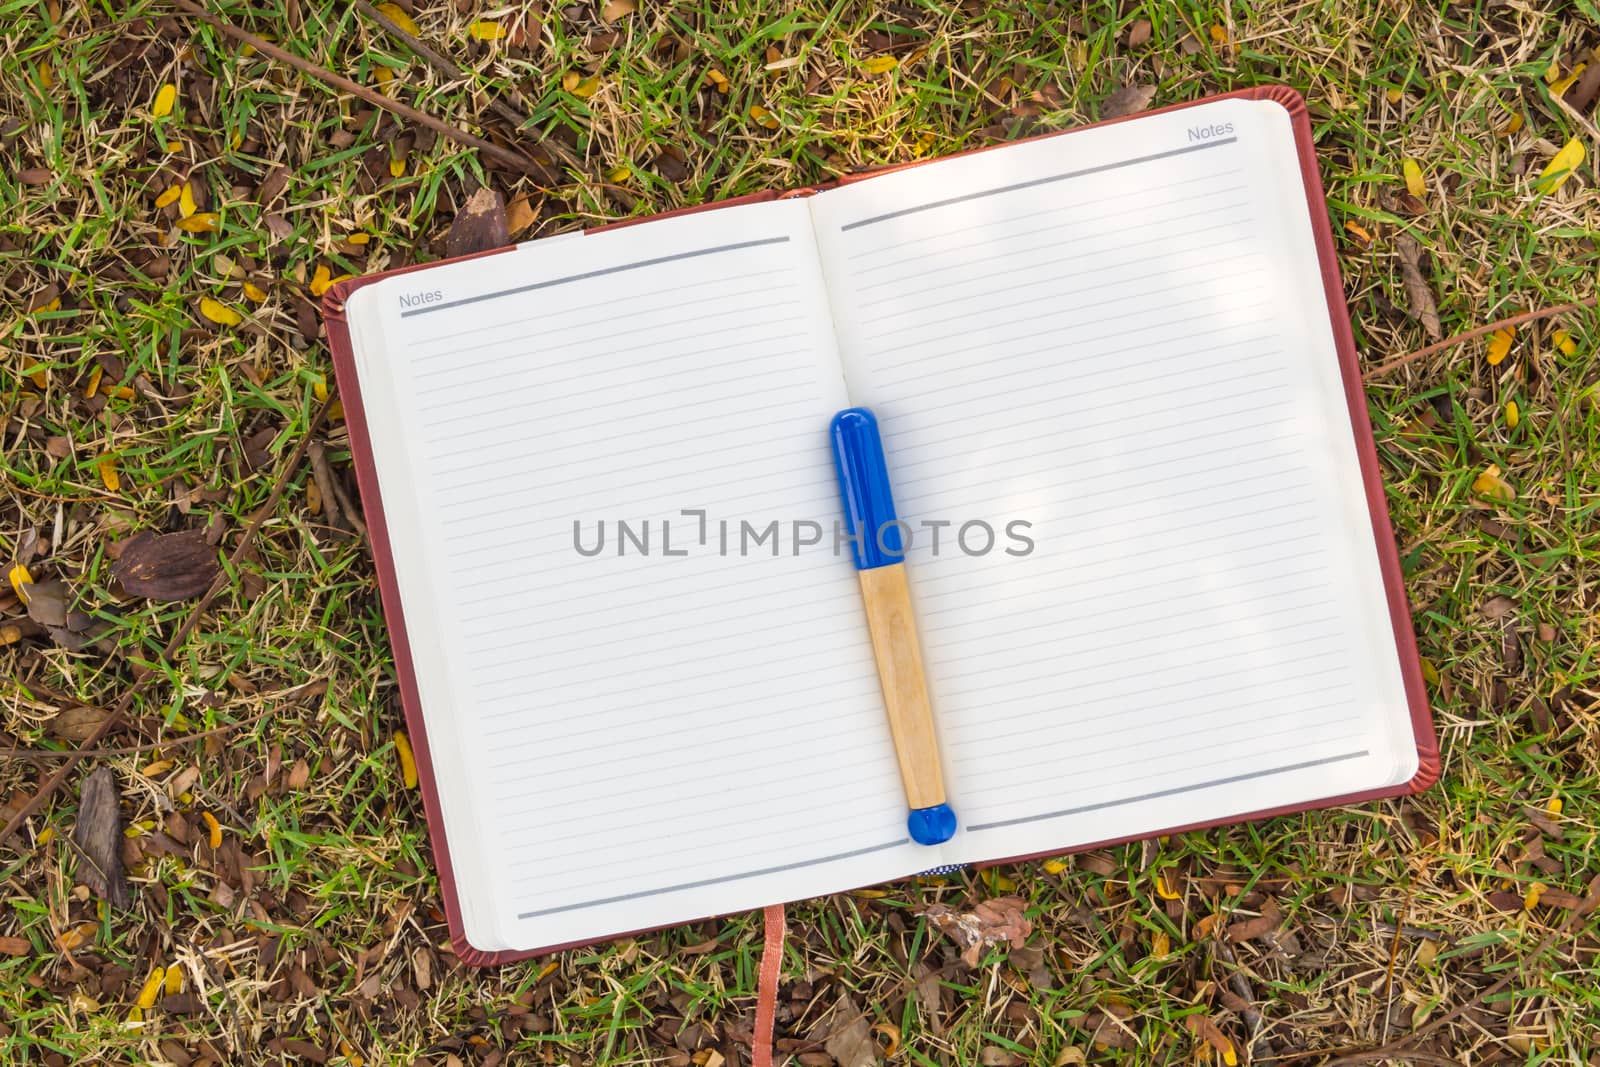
(374, 65, 394, 87)
(1535, 137, 1584, 194)
(8, 564, 34, 601)
(153, 83, 177, 119)
(1499, 112, 1524, 136)
(536, 960, 559, 982)
(1222, 1040, 1238, 1067)
(862, 55, 898, 74)
(347, 232, 371, 245)
(141, 759, 174, 778)
(983, 868, 1016, 892)
(178, 183, 196, 218)
(1505, 400, 1520, 429)
(202, 811, 222, 849)
(199, 296, 243, 326)
(572, 75, 600, 98)
(0, 622, 23, 646)
(872, 1023, 901, 1058)
(175, 213, 220, 232)
(1486, 326, 1514, 366)
(1550, 63, 1586, 96)
(1402, 158, 1425, 198)
(135, 966, 166, 1009)
(328, 399, 345, 422)
(309, 264, 333, 297)
(706, 68, 730, 93)
(1547, 795, 1563, 815)
(1419, 657, 1439, 686)
(1155, 868, 1182, 899)
(1472, 464, 1515, 504)
(605, 166, 632, 183)
(1384, 87, 1402, 104)
(749, 104, 778, 130)
(166, 140, 182, 153)
(313, 377, 329, 402)
(1524, 882, 1547, 910)
(1193, 913, 1220, 940)
(394, 730, 419, 788)
(164, 966, 183, 996)
(155, 184, 182, 209)
(469, 20, 505, 40)
(243, 281, 268, 303)
(307, 478, 323, 515)
(38, 63, 53, 90)
(1208, 23, 1229, 44)
(1344, 219, 1373, 245)
(125, 1005, 143, 1026)
(1042, 857, 1068, 875)
(58, 923, 95, 951)
(375, 2, 419, 35)
(99, 458, 120, 492)
(913, 131, 937, 157)
(389, 154, 406, 178)
(1151, 930, 1170, 958)
(1552, 328, 1576, 355)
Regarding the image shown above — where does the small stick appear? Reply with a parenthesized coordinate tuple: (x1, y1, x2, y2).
(166, 0, 555, 183)
(1363, 296, 1598, 379)
(0, 400, 332, 847)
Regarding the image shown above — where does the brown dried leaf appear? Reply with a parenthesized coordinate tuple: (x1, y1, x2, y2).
(922, 895, 1032, 966)
(1481, 595, 1516, 621)
(1394, 233, 1441, 341)
(112, 529, 220, 601)
(1126, 19, 1152, 46)
(0, 935, 31, 956)
(445, 186, 510, 258)
(822, 997, 875, 1067)
(1224, 896, 1283, 942)
(1101, 84, 1155, 120)
(23, 578, 69, 628)
(505, 192, 539, 237)
(50, 706, 112, 743)
(72, 767, 130, 908)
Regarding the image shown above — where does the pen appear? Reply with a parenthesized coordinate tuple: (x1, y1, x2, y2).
(830, 407, 957, 846)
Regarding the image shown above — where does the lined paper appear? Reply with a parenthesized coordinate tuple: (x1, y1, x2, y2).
(810, 97, 1416, 862)
(346, 201, 921, 951)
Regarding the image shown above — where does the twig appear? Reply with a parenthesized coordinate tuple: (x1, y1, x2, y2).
(1363, 296, 1599, 379)
(351, 0, 579, 171)
(308, 440, 346, 533)
(0, 708, 274, 762)
(165, 0, 555, 183)
(0, 400, 332, 847)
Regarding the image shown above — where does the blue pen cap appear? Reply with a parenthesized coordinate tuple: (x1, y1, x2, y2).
(830, 407, 905, 570)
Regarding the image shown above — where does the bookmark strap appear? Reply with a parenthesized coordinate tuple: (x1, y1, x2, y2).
(752, 903, 787, 1067)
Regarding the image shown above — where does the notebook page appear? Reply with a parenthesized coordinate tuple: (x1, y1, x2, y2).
(808, 97, 1418, 864)
(345, 200, 925, 951)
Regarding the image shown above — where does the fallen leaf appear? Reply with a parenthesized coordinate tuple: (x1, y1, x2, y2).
(72, 767, 131, 908)
(1393, 234, 1441, 341)
(1402, 158, 1425, 198)
(921, 895, 1032, 966)
(1486, 325, 1514, 366)
(7, 563, 33, 600)
(99, 458, 121, 492)
(504, 192, 539, 238)
(1185, 1015, 1237, 1065)
(0, 936, 30, 956)
(1344, 219, 1373, 245)
(822, 997, 875, 1067)
(152, 83, 176, 118)
(175, 213, 220, 233)
(445, 187, 510, 258)
(394, 730, 419, 788)
(1550, 63, 1586, 97)
(58, 923, 96, 952)
(1225, 896, 1282, 942)
(1551, 328, 1577, 356)
(1102, 84, 1156, 120)
(1471, 464, 1516, 504)
(154, 184, 182, 209)
(164, 966, 184, 995)
(23, 579, 69, 628)
(135, 966, 166, 1010)
(199, 296, 243, 327)
(1127, 19, 1152, 46)
(179, 182, 197, 218)
(749, 104, 779, 130)
(50, 706, 112, 743)
(1385, 87, 1403, 105)
(1566, 61, 1600, 112)
(202, 811, 222, 848)
(112, 528, 221, 602)
(375, 1, 419, 34)
(469, 20, 505, 40)
(862, 55, 898, 74)
(243, 281, 268, 303)
(705, 68, 730, 93)
(1481, 595, 1516, 621)
(1535, 138, 1584, 194)
(1505, 399, 1520, 428)
(601, 0, 636, 21)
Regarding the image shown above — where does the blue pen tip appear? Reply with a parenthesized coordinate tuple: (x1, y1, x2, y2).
(907, 804, 957, 845)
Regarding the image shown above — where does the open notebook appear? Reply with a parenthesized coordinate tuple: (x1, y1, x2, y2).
(325, 87, 1436, 963)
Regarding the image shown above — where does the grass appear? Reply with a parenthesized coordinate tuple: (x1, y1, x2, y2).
(3, 0, 1599, 1063)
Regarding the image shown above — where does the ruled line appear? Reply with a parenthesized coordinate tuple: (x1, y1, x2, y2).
(401, 236, 791, 316)
(839, 137, 1238, 230)
(514, 839, 907, 919)
(966, 751, 1368, 832)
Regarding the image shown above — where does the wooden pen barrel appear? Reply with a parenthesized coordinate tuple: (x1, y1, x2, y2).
(856, 562, 945, 810)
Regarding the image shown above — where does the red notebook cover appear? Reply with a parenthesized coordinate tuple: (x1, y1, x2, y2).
(324, 85, 1438, 967)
